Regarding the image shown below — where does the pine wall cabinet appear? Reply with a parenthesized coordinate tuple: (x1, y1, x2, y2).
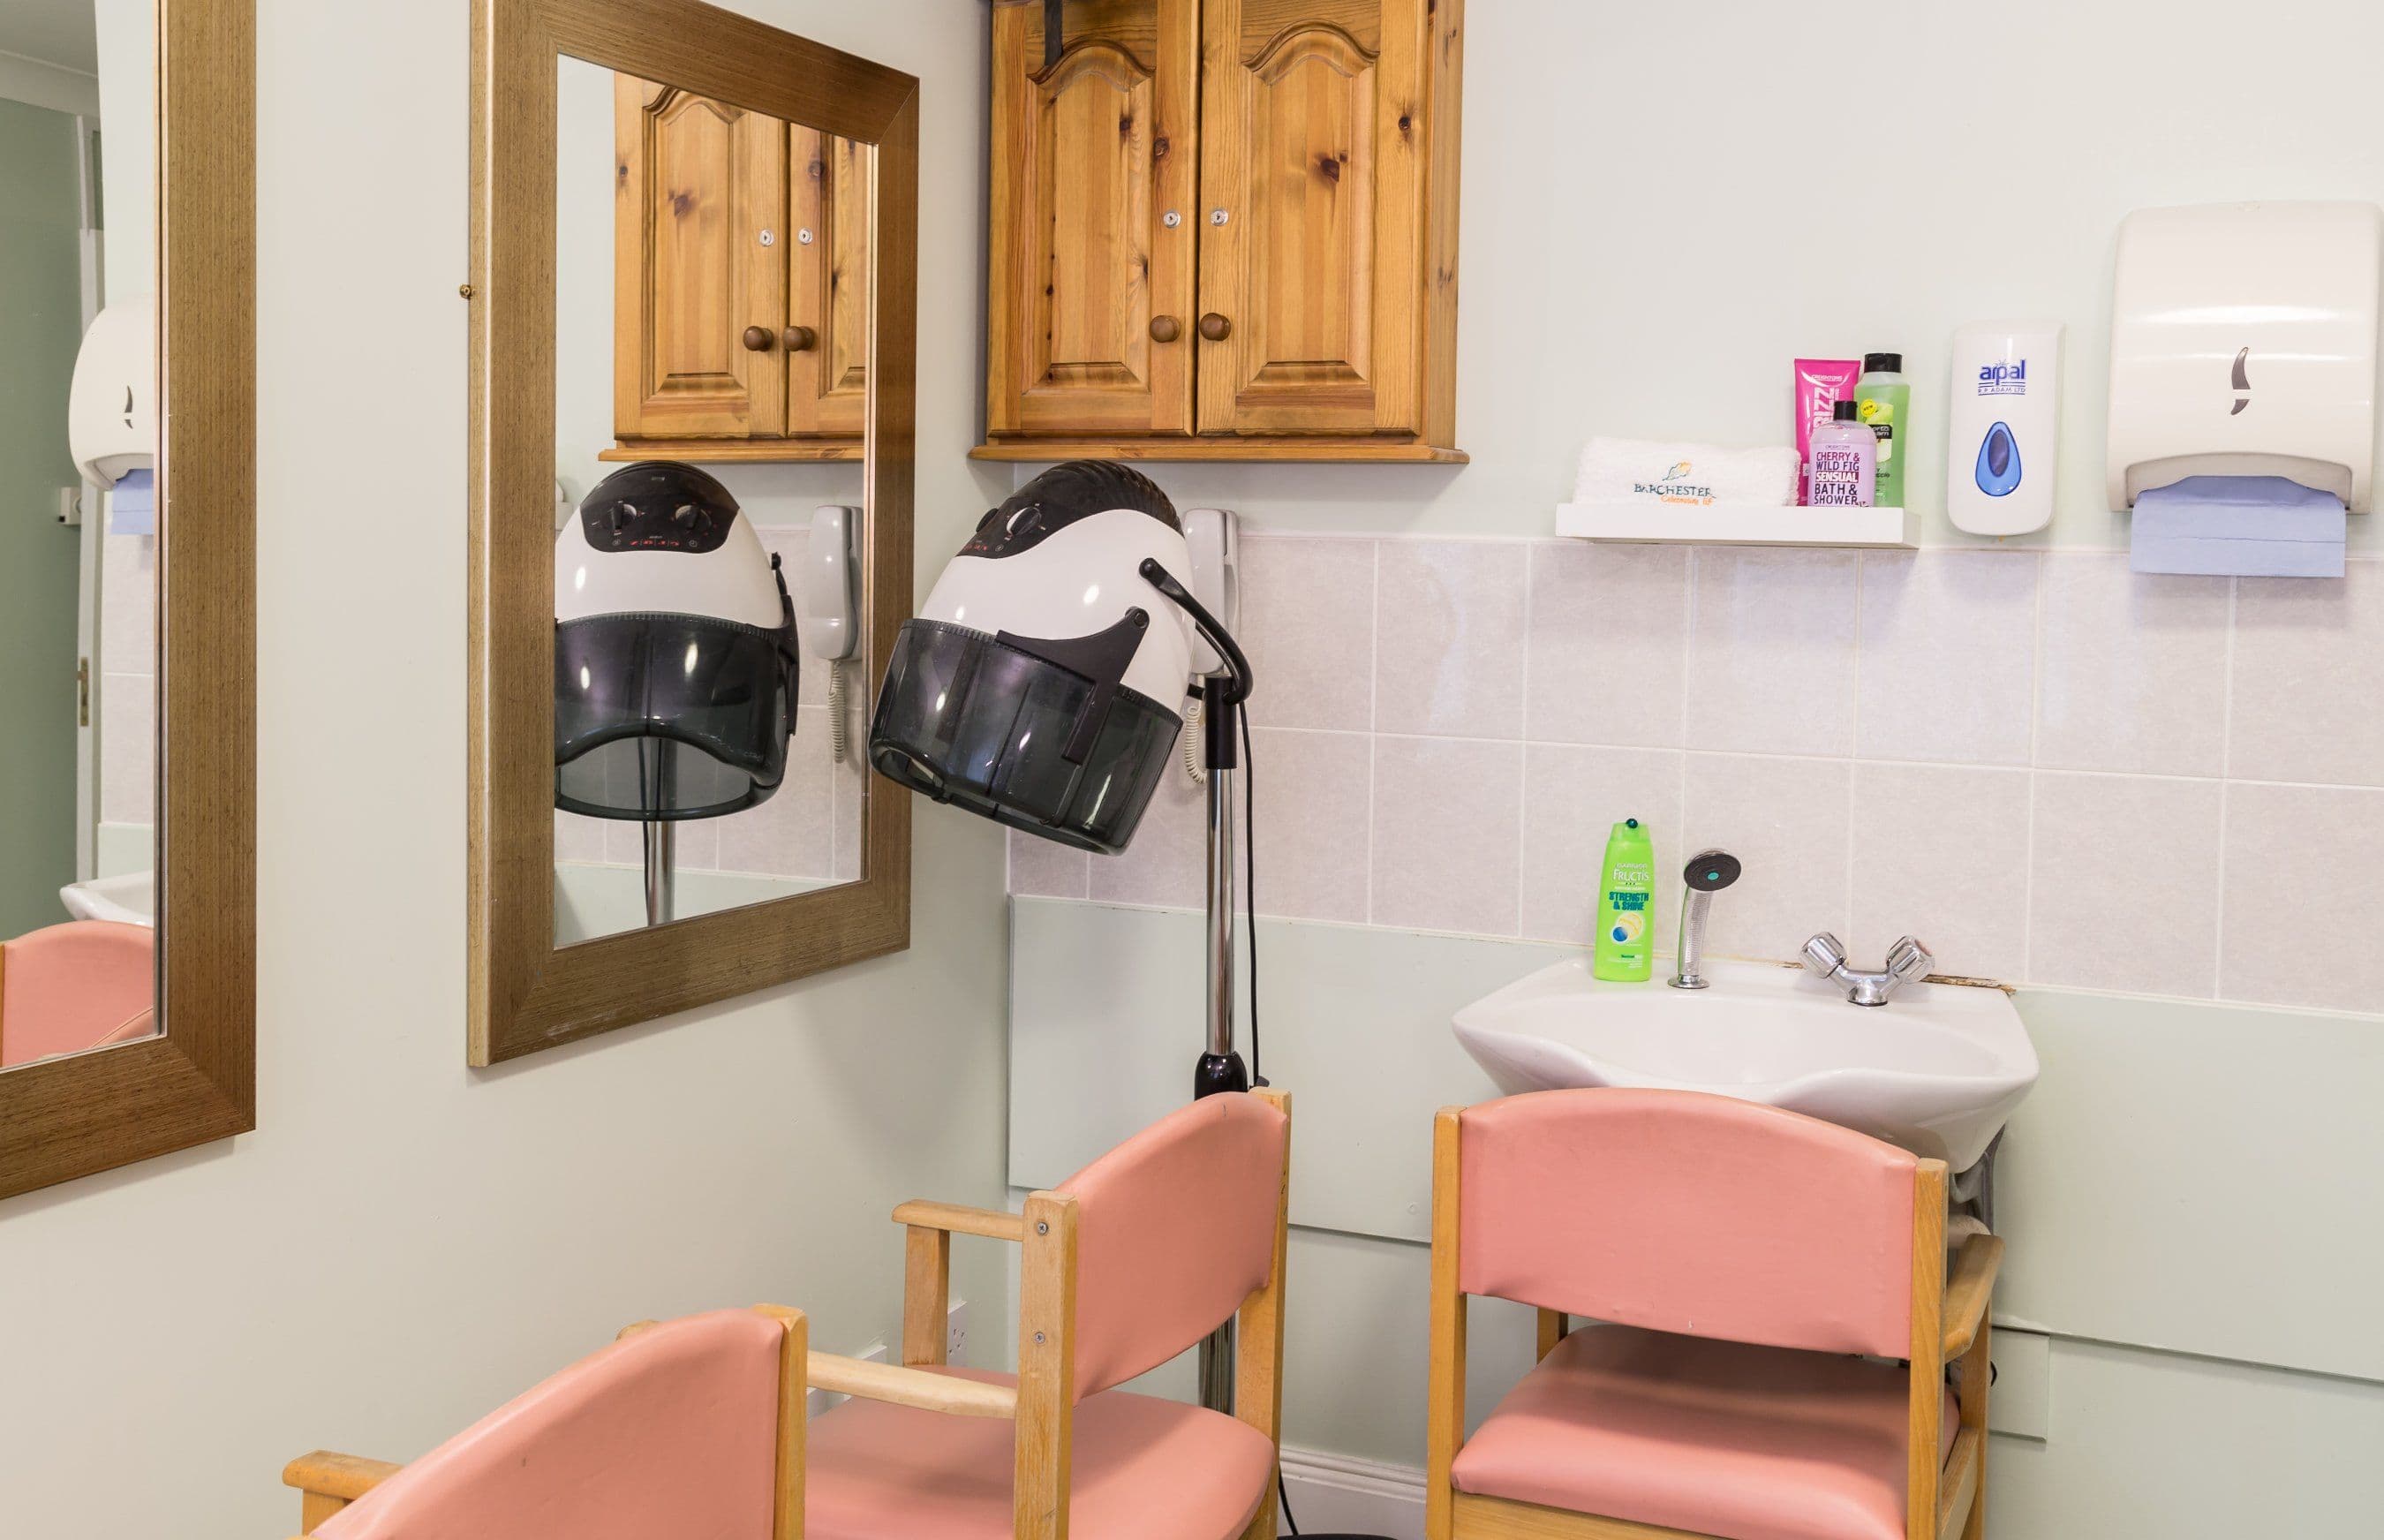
(606, 78, 872, 463)
(977, 0, 1466, 464)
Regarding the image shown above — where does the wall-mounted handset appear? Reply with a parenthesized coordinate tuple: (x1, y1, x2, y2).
(801, 504, 862, 760)
(1178, 508, 1239, 785)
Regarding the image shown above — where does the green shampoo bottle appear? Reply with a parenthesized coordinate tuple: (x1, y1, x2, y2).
(1594, 818, 1656, 982)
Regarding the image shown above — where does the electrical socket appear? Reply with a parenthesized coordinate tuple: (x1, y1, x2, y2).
(805, 1338, 887, 1420)
(947, 1299, 969, 1368)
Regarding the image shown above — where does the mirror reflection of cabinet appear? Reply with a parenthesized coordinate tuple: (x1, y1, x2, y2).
(977, 0, 1466, 464)
(608, 81, 871, 461)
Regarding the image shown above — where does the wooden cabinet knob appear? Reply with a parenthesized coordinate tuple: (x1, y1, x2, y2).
(782, 325, 819, 352)
(1198, 313, 1232, 342)
(742, 325, 774, 352)
(1150, 314, 1182, 343)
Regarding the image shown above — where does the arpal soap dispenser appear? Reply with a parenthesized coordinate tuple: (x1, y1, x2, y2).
(1947, 321, 2063, 536)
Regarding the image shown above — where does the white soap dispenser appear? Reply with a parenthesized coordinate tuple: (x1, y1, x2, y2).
(1946, 321, 2063, 536)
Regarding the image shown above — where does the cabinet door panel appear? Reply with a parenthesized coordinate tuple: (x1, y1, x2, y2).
(786, 129, 871, 439)
(614, 77, 788, 440)
(1197, 0, 1426, 436)
(987, 0, 1198, 437)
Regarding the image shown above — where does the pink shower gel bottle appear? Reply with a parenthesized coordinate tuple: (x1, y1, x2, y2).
(1807, 398, 1877, 507)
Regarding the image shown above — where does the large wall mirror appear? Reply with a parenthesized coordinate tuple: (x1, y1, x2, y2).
(470, 0, 917, 1064)
(0, 0, 254, 1200)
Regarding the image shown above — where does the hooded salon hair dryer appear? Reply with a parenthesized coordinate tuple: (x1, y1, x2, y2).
(555, 463, 800, 927)
(869, 462, 1270, 1377)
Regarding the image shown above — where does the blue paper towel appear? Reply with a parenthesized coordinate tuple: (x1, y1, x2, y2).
(109, 469, 155, 537)
(2131, 475, 2345, 578)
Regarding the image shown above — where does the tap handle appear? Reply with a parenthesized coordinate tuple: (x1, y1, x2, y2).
(1683, 849, 1742, 891)
(1886, 935, 1935, 984)
(1800, 932, 1848, 978)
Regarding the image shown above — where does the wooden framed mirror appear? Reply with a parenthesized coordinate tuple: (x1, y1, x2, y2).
(0, 0, 255, 1200)
(468, 0, 917, 1064)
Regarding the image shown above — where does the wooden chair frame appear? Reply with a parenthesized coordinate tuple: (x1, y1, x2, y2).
(1425, 1106, 2002, 1540)
(465, 0, 919, 1064)
(0, 0, 256, 1203)
(286, 1089, 1293, 1540)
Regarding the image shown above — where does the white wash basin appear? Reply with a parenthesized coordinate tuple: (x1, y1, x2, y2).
(61, 871, 155, 927)
(1452, 957, 2037, 1171)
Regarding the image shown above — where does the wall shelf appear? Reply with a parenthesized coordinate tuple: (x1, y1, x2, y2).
(1555, 500, 1920, 549)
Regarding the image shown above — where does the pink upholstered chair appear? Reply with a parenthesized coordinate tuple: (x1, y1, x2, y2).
(284, 1305, 808, 1538)
(0, 920, 157, 1068)
(283, 1090, 1292, 1540)
(1427, 1090, 2002, 1540)
(802, 1086, 1292, 1540)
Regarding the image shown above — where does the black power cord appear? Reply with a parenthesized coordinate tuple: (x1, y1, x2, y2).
(1238, 706, 1299, 1536)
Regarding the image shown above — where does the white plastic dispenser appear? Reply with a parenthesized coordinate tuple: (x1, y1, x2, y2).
(1946, 321, 2063, 537)
(2107, 201, 2379, 576)
(67, 296, 157, 536)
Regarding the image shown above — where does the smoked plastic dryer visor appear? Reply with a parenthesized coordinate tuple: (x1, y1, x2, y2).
(555, 608, 799, 821)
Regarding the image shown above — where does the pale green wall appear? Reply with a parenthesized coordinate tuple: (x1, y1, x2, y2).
(0, 96, 87, 937)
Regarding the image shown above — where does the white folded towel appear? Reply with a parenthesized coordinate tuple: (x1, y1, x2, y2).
(1573, 437, 1800, 508)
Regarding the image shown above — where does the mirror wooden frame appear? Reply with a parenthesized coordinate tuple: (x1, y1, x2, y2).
(0, 0, 257, 1201)
(467, 0, 918, 1065)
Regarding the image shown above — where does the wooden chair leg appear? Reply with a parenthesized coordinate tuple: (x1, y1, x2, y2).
(1427, 1109, 1467, 1540)
(1015, 1191, 1079, 1540)
(1959, 1317, 1990, 1540)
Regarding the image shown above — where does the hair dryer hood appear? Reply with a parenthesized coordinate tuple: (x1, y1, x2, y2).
(555, 463, 799, 822)
(870, 462, 1195, 855)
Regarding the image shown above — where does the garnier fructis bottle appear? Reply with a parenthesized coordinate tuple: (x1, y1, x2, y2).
(1855, 351, 1912, 507)
(1593, 819, 1656, 982)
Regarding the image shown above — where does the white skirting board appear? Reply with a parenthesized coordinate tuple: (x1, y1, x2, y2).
(1278, 1446, 1428, 1539)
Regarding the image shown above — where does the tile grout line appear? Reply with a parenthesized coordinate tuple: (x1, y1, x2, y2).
(1845, 552, 1869, 939)
(1515, 542, 1535, 933)
(2211, 576, 2239, 997)
(2018, 549, 2051, 985)
(1678, 549, 1696, 853)
(1365, 540, 1381, 926)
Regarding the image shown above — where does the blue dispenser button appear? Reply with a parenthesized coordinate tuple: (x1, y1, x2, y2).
(1976, 422, 2023, 497)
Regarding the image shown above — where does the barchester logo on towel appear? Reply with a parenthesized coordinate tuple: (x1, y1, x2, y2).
(1633, 461, 1716, 505)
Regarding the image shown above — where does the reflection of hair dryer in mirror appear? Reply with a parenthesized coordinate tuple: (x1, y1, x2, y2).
(800, 505, 862, 761)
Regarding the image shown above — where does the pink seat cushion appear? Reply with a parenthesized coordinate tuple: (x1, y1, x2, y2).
(806, 1368, 1272, 1540)
(0, 920, 155, 1067)
(316, 1310, 784, 1540)
(1451, 1325, 1957, 1540)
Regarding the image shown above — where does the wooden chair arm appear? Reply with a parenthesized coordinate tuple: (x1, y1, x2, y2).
(808, 1351, 1019, 1419)
(891, 1199, 1026, 1242)
(283, 1450, 403, 1503)
(1941, 1233, 2003, 1357)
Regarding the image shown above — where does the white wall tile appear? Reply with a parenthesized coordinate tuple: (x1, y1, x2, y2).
(2230, 562, 2384, 787)
(1241, 535, 1377, 732)
(1088, 713, 1208, 909)
(1680, 752, 1852, 965)
(1249, 728, 1372, 924)
(2035, 554, 2229, 776)
(1850, 762, 2031, 985)
(2027, 773, 2222, 999)
(99, 533, 155, 676)
(1685, 548, 1859, 756)
(1008, 829, 1090, 900)
(831, 749, 866, 883)
(1369, 737, 1522, 935)
(98, 670, 154, 826)
(1856, 549, 2040, 766)
(2220, 782, 2384, 1014)
(1374, 540, 1528, 739)
(1520, 745, 1685, 949)
(1524, 541, 1689, 747)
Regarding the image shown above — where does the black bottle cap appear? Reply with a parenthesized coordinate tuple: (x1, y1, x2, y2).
(1833, 399, 1860, 422)
(1864, 351, 1903, 374)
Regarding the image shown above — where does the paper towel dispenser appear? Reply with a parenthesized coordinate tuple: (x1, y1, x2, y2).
(68, 296, 155, 492)
(2107, 201, 2380, 514)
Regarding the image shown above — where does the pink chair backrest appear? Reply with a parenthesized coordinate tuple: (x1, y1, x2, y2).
(0, 921, 155, 1068)
(316, 1310, 787, 1540)
(1056, 1091, 1287, 1400)
(1458, 1090, 1919, 1359)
